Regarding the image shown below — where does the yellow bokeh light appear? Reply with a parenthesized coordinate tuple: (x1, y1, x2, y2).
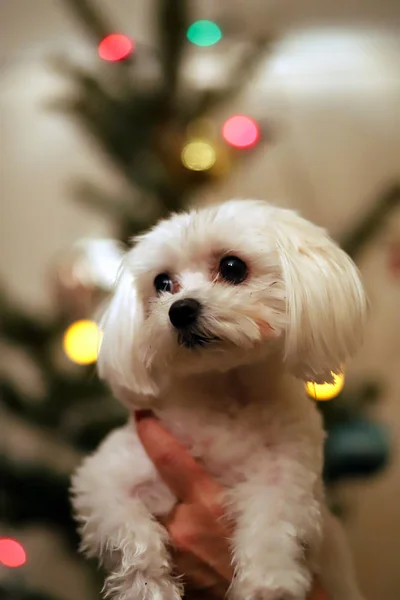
(181, 140, 216, 171)
(63, 320, 103, 365)
(305, 372, 345, 401)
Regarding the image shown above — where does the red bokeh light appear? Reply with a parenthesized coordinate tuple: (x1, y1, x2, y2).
(0, 538, 27, 568)
(222, 115, 260, 148)
(98, 34, 134, 62)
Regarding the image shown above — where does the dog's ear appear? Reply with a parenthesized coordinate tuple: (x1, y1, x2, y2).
(97, 264, 158, 398)
(274, 210, 367, 383)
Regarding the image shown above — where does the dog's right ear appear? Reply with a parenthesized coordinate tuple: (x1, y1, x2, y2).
(97, 263, 158, 398)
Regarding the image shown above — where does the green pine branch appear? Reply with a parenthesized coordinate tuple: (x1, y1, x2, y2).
(1, 456, 77, 544)
(62, 0, 114, 44)
(158, 0, 189, 104)
(340, 183, 400, 259)
(0, 584, 67, 600)
(185, 37, 272, 122)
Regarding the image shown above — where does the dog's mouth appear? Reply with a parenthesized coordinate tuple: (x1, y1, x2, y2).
(178, 330, 220, 349)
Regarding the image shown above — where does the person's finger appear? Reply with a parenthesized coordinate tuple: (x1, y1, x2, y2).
(135, 412, 223, 509)
(163, 502, 234, 582)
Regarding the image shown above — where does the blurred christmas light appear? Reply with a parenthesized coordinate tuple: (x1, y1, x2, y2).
(0, 538, 27, 568)
(98, 34, 134, 61)
(222, 115, 260, 149)
(63, 320, 103, 365)
(181, 140, 216, 171)
(305, 372, 345, 401)
(187, 21, 222, 47)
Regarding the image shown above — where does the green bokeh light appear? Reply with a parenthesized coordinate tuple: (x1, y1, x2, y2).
(187, 20, 222, 47)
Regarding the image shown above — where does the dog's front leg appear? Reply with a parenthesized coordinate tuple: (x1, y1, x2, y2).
(71, 425, 182, 600)
(228, 446, 323, 600)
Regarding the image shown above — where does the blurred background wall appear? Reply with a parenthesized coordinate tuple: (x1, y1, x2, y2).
(1, 1, 400, 599)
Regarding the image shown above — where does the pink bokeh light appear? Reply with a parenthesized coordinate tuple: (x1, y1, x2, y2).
(222, 115, 260, 149)
(0, 538, 27, 568)
(98, 34, 134, 62)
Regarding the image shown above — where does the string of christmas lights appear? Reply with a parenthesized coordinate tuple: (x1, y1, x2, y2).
(96, 21, 262, 173)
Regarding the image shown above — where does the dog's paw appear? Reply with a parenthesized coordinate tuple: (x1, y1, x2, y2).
(143, 578, 182, 600)
(142, 578, 183, 600)
(105, 572, 183, 600)
(229, 566, 311, 600)
(237, 592, 305, 600)
(230, 587, 306, 600)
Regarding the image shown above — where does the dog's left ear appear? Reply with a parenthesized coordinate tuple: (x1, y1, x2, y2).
(274, 210, 367, 383)
(97, 263, 159, 399)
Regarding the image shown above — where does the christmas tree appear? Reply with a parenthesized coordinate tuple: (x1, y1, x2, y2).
(1, 1, 398, 598)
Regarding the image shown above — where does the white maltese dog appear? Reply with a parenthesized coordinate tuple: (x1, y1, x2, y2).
(71, 199, 366, 600)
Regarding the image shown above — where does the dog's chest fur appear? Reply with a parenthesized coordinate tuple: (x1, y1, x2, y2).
(152, 363, 324, 487)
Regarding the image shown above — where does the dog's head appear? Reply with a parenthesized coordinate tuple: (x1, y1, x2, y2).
(98, 200, 366, 398)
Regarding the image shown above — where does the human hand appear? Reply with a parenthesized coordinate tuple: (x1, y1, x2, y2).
(135, 411, 328, 600)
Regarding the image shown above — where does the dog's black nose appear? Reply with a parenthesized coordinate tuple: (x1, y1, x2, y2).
(169, 298, 201, 329)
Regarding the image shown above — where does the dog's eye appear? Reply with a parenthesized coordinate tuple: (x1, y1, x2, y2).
(154, 273, 173, 294)
(219, 256, 248, 285)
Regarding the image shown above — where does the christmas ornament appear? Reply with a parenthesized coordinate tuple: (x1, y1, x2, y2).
(53, 239, 124, 318)
(98, 34, 134, 61)
(63, 320, 102, 365)
(305, 372, 345, 401)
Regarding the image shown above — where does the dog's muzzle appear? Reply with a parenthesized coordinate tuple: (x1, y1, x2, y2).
(169, 298, 218, 349)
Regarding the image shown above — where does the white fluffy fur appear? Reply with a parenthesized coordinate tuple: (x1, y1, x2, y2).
(71, 200, 366, 600)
